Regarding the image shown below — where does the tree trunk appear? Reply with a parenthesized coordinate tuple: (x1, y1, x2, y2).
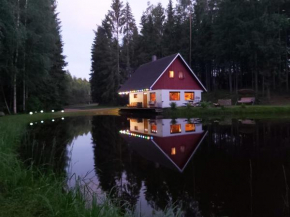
(189, 12, 192, 68)
(229, 65, 232, 93)
(1, 86, 11, 114)
(23, 0, 28, 112)
(235, 62, 238, 94)
(255, 52, 258, 96)
(13, 0, 20, 114)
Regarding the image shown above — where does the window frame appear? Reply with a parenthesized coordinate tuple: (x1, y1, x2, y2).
(185, 123, 196, 132)
(150, 92, 156, 102)
(169, 92, 180, 101)
(170, 124, 182, 134)
(184, 92, 195, 101)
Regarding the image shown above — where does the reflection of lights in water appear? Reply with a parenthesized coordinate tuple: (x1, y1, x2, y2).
(52, 119, 55, 122)
(119, 130, 153, 140)
(52, 110, 55, 113)
(41, 121, 44, 124)
(29, 112, 33, 115)
(30, 123, 33, 126)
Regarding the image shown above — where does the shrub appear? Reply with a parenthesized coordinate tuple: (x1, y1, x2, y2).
(186, 103, 192, 110)
(200, 101, 210, 109)
(170, 102, 177, 110)
(240, 103, 246, 109)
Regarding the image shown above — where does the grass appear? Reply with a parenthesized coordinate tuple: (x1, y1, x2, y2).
(164, 105, 290, 119)
(0, 111, 182, 217)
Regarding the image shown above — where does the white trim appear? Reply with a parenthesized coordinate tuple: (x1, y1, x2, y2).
(150, 53, 207, 92)
(151, 131, 208, 173)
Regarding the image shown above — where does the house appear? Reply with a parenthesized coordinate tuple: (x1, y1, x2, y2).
(119, 118, 208, 172)
(118, 53, 207, 108)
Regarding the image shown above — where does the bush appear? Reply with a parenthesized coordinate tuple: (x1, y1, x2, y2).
(170, 102, 177, 110)
(186, 103, 192, 110)
(200, 101, 210, 109)
(240, 103, 246, 109)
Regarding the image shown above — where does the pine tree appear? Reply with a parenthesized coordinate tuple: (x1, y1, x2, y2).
(122, 2, 137, 79)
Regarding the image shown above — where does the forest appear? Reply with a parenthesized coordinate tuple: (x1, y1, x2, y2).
(0, 0, 67, 114)
(90, 0, 290, 104)
(0, 0, 90, 114)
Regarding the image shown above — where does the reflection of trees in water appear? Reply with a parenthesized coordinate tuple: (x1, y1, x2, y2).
(198, 120, 290, 217)
(91, 116, 202, 216)
(93, 117, 290, 217)
(91, 116, 142, 210)
(19, 116, 92, 174)
(20, 116, 290, 216)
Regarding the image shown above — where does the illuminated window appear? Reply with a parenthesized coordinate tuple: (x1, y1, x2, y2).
(169, 92, 180, 101)
(150, 92, 156, 102)
(134, 126, 138, 131)
(184, 92, 195, 100)
(171, 147, 176, 155)
(169, 71, 174, 78)
(179, 72, 184, 79)
(185, 124, 195, 132)
(170, 124, 181, 134)
(134, 94, 137, 98)
(151, 123, 157, 133)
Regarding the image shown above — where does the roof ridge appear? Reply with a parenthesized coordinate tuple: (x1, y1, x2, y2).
(139, 53, 178, 67)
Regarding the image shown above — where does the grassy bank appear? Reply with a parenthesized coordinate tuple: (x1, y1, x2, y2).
(164, 105, 290, 119)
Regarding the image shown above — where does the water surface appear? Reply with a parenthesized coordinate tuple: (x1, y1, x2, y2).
(21, 116, 290, 217)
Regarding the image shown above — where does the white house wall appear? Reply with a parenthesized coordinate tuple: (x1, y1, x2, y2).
(129, 92, 143, 105)
(160, 90, 203, 108)
(129, 118, 204, 137)
(129, 90, 202, 108)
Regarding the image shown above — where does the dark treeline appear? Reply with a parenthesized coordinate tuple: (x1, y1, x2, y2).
(0, 0, 67, 114)
(90, 0, 290, 104)
(66, 73, 91, 105)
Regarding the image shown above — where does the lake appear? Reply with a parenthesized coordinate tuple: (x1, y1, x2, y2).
(20, 115, 290, 217)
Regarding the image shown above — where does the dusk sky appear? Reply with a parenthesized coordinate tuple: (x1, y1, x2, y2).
(57, 0, 177, 80)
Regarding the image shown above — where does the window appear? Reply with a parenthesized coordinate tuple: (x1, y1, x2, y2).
(184, 92, 195, 101)
(134, 94, 137, 98)
(170, 124, 181, 134)
(169, 92, 180, 101)
(150, 92, 156, 102)
(169, 71, 174, 78)
(151, 123, 157, 133)
(180, 146, 185, 153)
(185, 124, 195, 132)
(134, 126, 138, 131)
(171, 147, 176, 156)
(178, 72, 184, 79)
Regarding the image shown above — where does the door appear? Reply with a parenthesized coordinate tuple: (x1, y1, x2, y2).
(143, 93, 148, 108)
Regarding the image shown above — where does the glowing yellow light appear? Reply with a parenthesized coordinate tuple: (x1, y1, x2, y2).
(52, 110, 55, 113)
(29, 112, 33, 115)
(171, 147, 176, 155)
(40, 110, 44, 113)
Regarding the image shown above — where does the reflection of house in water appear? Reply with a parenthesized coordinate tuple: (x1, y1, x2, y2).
(120, 118, 208, 172)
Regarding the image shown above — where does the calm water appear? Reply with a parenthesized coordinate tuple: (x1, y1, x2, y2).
(20, 116, 290, 217)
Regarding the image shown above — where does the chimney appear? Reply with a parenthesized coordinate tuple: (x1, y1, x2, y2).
(152, 55, 157, 62)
